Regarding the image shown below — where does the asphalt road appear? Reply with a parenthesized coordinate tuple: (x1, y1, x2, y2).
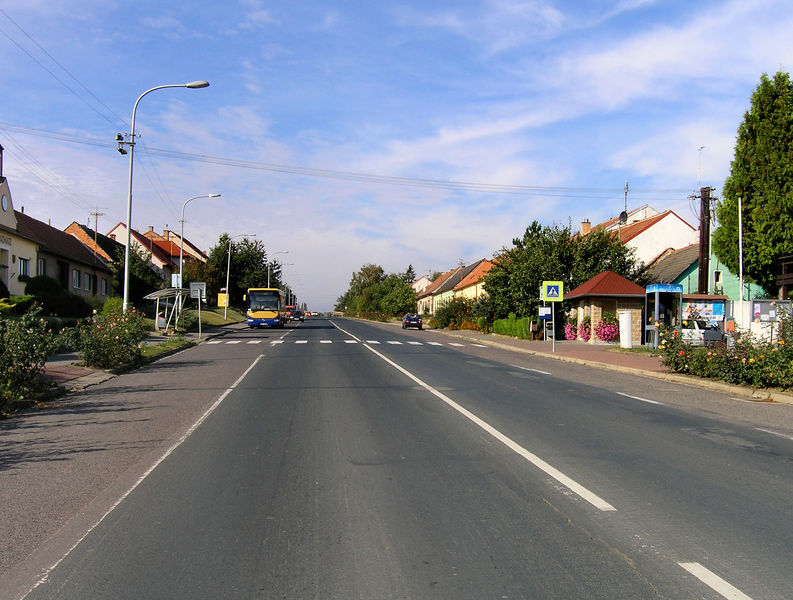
(10, 317, 793, 599)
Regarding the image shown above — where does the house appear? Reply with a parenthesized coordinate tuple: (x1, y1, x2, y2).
(65, 222, 125, 263)
(0, 153, 112, 299)
(433, 261, 485, 310)
(417, 268, 459, 315)
(646, 243, 766, 300)
(565, 271, 646, 345)
(411, 275, 432, 296)
(453, 259, 492, 301)
(106, 222, 178, 282)
(144, 226, 207, 264)
(581, 205, 698, 265)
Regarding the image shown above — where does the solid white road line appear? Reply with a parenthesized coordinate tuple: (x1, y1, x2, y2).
(678, 562, 753, 600)
(22, 355, 264, 598)
(616, 392, 661, 405)
(329, 322, 616, 512)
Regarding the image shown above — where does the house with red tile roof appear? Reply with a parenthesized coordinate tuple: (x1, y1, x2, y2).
(106, 222, 178, 283)
(565, 271, 646, 345)
(416, 267, 460, 315)
(453, 259, 492, 301)
(580, 205, 697, 265)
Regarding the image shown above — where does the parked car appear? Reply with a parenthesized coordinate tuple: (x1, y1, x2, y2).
(681, 319, 723, 347)
(402, 314, 422, 330)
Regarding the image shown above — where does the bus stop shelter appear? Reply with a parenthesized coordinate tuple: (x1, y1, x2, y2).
(143, 288, 190, 333)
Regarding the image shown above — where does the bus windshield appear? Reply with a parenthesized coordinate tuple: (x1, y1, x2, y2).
(248, 290, 280, 311)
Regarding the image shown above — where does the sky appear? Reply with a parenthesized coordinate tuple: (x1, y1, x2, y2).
(1, 0, 792, 311)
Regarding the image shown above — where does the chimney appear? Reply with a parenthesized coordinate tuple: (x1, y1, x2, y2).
(581, 219, 591, 235)
(147, 226, 154, 233)
(109, 233, 116, 240)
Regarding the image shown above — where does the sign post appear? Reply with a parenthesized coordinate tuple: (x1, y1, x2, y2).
(190, 282, 206, 339)
(541, 281, 564, 352)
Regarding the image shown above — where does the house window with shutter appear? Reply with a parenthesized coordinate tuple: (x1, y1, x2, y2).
(73, 269, 80, 289)
(37, 258, 46, 276)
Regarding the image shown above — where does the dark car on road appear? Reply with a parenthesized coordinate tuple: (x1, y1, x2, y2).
(290, 310, 304, 322)
(402, 314, 422, 330)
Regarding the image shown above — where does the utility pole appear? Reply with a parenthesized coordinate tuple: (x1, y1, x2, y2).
(89, 208, 105, 259)
(697, 187, 713, 294)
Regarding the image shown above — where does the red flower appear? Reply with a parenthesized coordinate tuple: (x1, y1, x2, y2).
(678, 350, 685, 355)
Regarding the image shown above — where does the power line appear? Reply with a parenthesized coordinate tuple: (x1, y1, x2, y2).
(0, 121, 695, 200)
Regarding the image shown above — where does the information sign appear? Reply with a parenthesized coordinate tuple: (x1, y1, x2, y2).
(190, 282, 206, 300)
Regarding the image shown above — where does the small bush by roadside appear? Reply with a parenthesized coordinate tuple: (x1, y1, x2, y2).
(656, 317, 793, 389)
(0, 306, 60, 414)
(79, 299, 148, 369)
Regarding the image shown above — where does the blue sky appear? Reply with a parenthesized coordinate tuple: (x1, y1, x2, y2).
(1, 0, 792, 311)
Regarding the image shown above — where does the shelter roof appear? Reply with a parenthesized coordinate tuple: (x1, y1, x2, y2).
(565, 270, 646, 300)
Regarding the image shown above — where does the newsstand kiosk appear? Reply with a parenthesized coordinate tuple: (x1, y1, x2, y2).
(645, 283, 683, 348)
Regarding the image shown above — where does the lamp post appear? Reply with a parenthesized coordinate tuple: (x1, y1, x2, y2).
(179, 193, 221, 324)
(119, 80, 210, 313)
(224, 234, 255, 320)
(268, 251, 289, 288)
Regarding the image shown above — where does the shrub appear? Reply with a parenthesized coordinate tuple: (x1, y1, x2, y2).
(0, 305, 60, 412)
(492, 313, 534, 339)
(579, 316, 591, 341)
(23, 275, 92, 318)
(80, 304, 148, 369)
(476, 316, 488, 331)
(434, 297, 475, 329)
(656, 320, 793, 389)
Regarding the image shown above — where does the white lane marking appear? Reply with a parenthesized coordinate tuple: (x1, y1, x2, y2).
(471, 343, 487, 347)
(755, 427, 793, 442)
(449, 343, 464, 347)
(511, 364, 551, 376)
(320, 340, 332, 344)
(207, 340, 221, 344)
(616, 392, 661, 405)
(295, 340, 308, 344)
(328, 322, 615, 512)
(270, 340, 284, 345)
(678, 562, 753, 600)
(407, 341, 423, 345)
(226, 340, 241, 345)
(22, 355, 264, 598)
(366, 340, 380, 344)
(427, 341, 443, 346)
(387, 341, 402, 345)
(344, 340, 358, 344)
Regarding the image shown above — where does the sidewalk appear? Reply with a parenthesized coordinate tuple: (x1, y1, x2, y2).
(41, 323, 247, 391)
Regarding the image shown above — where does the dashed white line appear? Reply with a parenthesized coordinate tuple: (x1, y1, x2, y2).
(295, 340, 308, 344)
(407, 341, 423, 345)
(449, 342, 464, 347)
(616, 392, 661, 405)
(511, 364, 551, 376)
(387, 341, 402, 345)
(755, 427, 793, 442)
(678, 562, 753, 600)
(471, 343, 487, 347)
(344, 340, 358, 344)
(226, 340, 241, 345)
(207, 340, 221, 344)
(271, 340, 283, 345)
(246, 340, 262, 344)
(427, 341, 443, 346)
(320, 340, 332, 344)
(366, 340, 380, 344)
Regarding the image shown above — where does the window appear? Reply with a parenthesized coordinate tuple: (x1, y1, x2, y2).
(101, 278, 108, 296)
(37, 258, 46, 276)
(73, 269, 80, 289)
(18, 257, 30, 277)
(84, 273, 91, 291)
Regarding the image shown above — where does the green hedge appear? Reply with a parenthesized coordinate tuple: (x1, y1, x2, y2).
(492, 313, 535, 339)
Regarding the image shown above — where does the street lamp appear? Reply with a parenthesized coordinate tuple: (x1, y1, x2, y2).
(119, 80, 210, 313)
(268, 251, 289, 288)
(179, 193, 221, 324)
(224, 234, 255, 320)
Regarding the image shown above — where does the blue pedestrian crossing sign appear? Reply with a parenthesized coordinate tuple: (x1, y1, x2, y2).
(541, 281, 564, 302)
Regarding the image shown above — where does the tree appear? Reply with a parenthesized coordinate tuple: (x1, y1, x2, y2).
(713, 71, 793, 294)
(484, 220, 642, 319)
(203, 234, 268, 307)
(110, 245, 162, 305)
(400, 264, 417, 284)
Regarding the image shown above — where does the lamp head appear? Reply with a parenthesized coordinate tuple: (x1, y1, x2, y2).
(186, 80, 210, 89)
(208, 193, 221, 198)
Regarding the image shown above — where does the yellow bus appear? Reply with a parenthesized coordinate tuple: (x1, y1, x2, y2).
(244, 287, 285, 328)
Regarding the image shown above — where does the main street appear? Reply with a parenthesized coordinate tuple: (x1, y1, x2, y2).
(4, 317, 793, 599)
